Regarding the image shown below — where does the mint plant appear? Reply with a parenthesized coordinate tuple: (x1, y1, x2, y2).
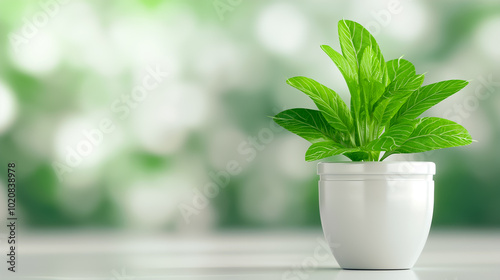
(273, 20, 473, 162)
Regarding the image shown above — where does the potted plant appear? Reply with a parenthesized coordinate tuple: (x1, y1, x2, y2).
(273, 20, 472, 270)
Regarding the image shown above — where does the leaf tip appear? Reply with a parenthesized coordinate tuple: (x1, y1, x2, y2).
(304, 152, 315, 162)
(320, 44, 330, 51)
(285, 76, 296, 83)
(338, 18, 351, 28)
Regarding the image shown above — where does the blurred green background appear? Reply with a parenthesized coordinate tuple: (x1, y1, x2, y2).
(0, 0, 499, 231)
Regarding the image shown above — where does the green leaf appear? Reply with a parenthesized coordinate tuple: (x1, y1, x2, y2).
(337, 19, 388, 146)
(394, 117, 473, 153)
(321, 45, 359, 113)
(365, 119, 419, 151)
(273, 109, 338, 143)
(360, 47, 384, 84)
(372, 58, 424, 126)
(359, 47, 385, 110)
(286, 76, 353, 134)
(372, 98, 390, 126)
(305, 140, 357, 161)
(337, 20, 388, 123)
(338, 19, 388, 87)
(392, 80, 469, 124)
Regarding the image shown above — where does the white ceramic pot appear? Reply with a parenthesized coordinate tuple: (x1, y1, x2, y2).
(318, 162, 435, 270)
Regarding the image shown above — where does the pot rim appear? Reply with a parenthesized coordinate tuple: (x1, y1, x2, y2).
(318, 161, 436, 175)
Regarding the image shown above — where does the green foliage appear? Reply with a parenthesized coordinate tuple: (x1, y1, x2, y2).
(273, 20, 473, 161)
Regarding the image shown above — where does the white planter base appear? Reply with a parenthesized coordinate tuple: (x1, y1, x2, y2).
(318, 162, 435, 270)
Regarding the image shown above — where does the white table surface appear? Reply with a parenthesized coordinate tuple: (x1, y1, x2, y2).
(3, 229, 500, 280)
